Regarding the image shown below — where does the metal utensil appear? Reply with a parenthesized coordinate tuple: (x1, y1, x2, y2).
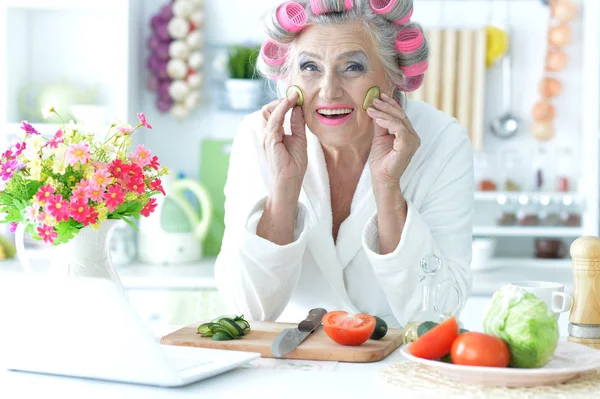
(271, 308, 327, 358)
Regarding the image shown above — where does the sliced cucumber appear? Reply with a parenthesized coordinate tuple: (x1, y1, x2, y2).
(219, 318, 245, 337)
(286, 85, 305, 106)
(362, 86, 380, 110)
(212, 330, 236, 341)
(197, 322, 211, 335)
(235, 320, 251, 333)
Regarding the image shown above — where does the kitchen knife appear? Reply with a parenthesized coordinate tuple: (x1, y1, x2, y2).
(271, 308, 327, 358)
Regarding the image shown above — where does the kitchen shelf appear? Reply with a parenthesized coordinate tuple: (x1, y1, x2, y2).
(474, 257, 572, 270)
(474, 191, 582, 202)
(473, 226, 583, 237)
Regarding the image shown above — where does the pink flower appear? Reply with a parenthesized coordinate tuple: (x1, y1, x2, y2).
(137, 112, 152, 129)
(36, 184, 56, 205)
(46, 194, 69, 222)
(68, 199, 90, 223)
(103, 185, 124, 212)
(129, 144, 152, 167)
(116, 126, 134, 135)
(109, 159, 130, 179)
(20, 121, 40, 135)
(88, 186, 104, 203)
(82, 206, 98, 226)
(149, 178, 166, 195)
(91, 169, 112, 189)
(37, 224, 57, 244)
(9, 222, 18, 233)
(1, 160, 17, 181)
(149, 155, 160, 170)
(72, 180, 91, 201)
(125, 175, 145, 194)
(93, 162, 109, 171)
(65, 143, 90, 166)
(13, 142, 26, 157)
(25, 205, 40, 222)
(46, 130, 64, 149)
(141, 197, 157, 217)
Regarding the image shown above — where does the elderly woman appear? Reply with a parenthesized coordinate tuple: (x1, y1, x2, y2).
(215, 0, 473, 328)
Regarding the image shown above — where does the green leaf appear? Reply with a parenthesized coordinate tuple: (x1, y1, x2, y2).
(53, 222, 80, 245)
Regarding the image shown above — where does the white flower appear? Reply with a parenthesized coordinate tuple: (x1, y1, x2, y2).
(23, 135, 45, 160)
(26, 158, 42, 181)
(24, 205, 40, 223)
(52, 144, 67, 175)
(41, 105, 56, 120)
(0, 180, 6, 192)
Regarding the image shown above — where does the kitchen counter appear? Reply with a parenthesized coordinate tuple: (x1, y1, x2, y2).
(0, 325, 406, 398)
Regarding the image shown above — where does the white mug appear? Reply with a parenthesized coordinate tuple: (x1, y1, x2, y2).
(510, 281, 573, 317)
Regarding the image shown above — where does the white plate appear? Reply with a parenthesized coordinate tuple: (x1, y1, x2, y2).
(400, 341, 600, 387)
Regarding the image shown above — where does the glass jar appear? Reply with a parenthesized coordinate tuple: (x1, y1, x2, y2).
(538, 195, 561, 226)
(555, 148, 573, 192)
(500, 150, 525, 192)
(517, 195, 539, 226)
(402, 255, 462, 345)
(560, 195, 582, 227)
(496, 195, 517, 226)
(532, 147, 551, 192)
(474, 153, 498, 191)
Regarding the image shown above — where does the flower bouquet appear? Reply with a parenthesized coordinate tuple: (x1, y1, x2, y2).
(1, 107, 168, 283)
(0, 107, 167, 247)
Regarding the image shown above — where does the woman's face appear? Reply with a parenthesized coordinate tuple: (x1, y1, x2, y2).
(289, 21, 392, 148)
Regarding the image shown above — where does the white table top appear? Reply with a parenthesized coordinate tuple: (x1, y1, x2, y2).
(0, 324, 404, 398)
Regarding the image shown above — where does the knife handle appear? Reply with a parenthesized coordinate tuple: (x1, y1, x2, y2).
(298, 308, 327, 332)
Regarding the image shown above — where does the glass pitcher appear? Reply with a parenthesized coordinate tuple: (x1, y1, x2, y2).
(402, 255, 463, 344)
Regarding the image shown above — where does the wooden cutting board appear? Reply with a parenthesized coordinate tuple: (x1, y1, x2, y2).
(161, 321, 404, 363)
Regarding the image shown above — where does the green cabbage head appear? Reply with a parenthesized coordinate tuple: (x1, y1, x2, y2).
(483, 284, 559, 368)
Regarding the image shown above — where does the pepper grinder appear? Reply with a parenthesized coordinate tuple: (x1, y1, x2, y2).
(568, 236, 600, 349)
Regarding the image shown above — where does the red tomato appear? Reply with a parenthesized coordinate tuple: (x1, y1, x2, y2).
(322, 311, 376, 346)
(450, 332, 510, 367)
(408, 317, 459, 360)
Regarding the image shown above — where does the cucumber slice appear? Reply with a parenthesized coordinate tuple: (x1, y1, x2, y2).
(235, 320, 250, 333)
(212, 330, 236, 341)
(219, 318, 245, 337)
(362, 86, 380, 110)
(197, 322, 211, 335)
(286, 85, 305, 106)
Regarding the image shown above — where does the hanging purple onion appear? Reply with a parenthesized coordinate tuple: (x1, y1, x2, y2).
(156, 42, 170, 61)
(151, 15, 163, 31)
(147, 55, 160, 71)
(159, 4, 173, 22)
(148, 35, 162, 51)
(156, 61, 169, 80)
(147, 75, 160, 92)
(157, 96, 173, 112)
(158, 80, 171, 97)
(155, 23, 171, 41)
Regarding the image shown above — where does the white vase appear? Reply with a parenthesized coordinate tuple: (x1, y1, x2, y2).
(15, 219, 124, 291)
(225, 79, 263, 110)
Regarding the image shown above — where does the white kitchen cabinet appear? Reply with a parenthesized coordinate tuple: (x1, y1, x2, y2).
(0, 0, 140, 145)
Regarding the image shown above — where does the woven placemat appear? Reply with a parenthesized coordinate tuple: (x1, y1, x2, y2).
(379, 362, 600, 398)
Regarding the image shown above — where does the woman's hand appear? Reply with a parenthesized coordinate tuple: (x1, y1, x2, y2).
(366, 93, 420, 190)
(261, 92, 308, 200)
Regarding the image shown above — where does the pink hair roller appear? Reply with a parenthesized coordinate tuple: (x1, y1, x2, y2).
(392, 7, 413, 25)
(395, 28, 423, 53)
(400, 59, 428, 77)
(261, 39, 289, 66)
(310, 0, 353, 15)
(369, 0, 396, 15)
(276, 2, 308, 33)
(399, 73, 424, 92)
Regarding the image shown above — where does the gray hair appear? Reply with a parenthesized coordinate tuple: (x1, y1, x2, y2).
(257, 0, 428, 106)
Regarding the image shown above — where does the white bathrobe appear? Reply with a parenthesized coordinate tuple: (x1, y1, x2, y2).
(214, 99, 474, 328)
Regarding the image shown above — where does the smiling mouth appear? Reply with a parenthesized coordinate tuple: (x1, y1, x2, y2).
(316, 108, 354, 119)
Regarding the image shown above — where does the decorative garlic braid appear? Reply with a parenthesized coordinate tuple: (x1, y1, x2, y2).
(257, 0, 429, 93)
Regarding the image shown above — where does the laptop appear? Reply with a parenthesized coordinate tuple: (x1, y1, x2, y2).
(0, 274, 260, 387)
